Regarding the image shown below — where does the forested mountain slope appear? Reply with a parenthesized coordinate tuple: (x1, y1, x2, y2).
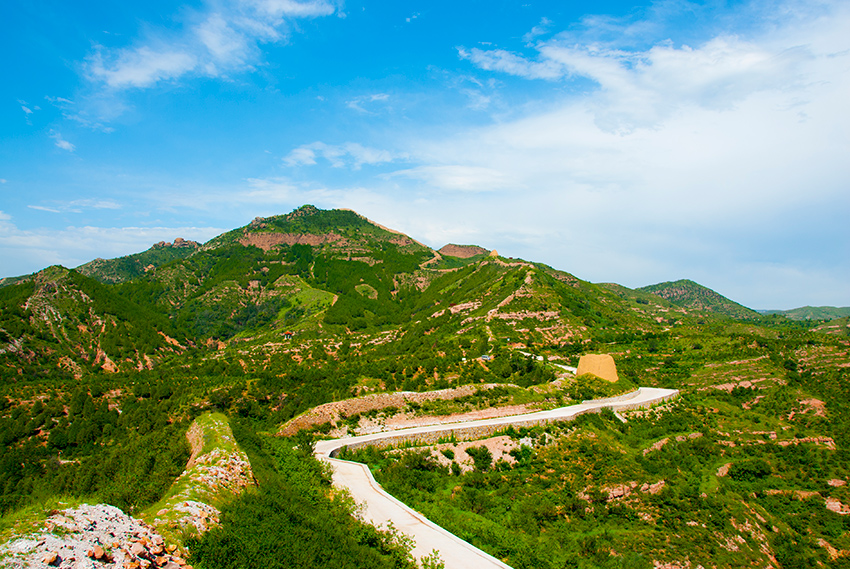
(1, 205, 849, 569)
(637, 279, 761, 320)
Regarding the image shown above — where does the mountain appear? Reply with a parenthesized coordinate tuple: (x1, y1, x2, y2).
(759, 306, 850, 321)
(637, 278, 760, 320)
(75, 238, 200, 284)
(2, 205, 849, 569)
(0, 265, 191, 378)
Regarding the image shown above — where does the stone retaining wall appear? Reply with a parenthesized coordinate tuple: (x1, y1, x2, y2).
(608, 390, 679, 411)
(330, 410, 599, 456)
(582, 388, 641, 405)
(329, 389, 679, 456)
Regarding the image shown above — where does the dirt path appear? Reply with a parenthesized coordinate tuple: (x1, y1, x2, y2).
(314, 387, 679, 569)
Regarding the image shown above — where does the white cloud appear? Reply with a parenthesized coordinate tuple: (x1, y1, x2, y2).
(28, 205, 62, 213)
(88, 46, 198, 89)
(49, 130, 75, 152)
(84, 0, 338, 92)
(390, 165, 518, 192)
(285, 142, 399, 169)
(248, 0, 336, 19)
(346, 93, 390, 113)
(21, 106, 33, 115)
(458, 48, 564, 80)
(45, 96, 74, 105)
(522, 17, 552, 44)
(82, 199, 122, 210)
(463, 29, 815, 133)
(28, 199, 121, 214)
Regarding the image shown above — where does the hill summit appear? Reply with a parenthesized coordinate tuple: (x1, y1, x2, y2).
(637, 279, 760, 320)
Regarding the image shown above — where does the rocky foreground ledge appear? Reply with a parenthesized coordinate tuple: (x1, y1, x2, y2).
(1, 413, 255, 569)
(0, 503, 190, 569)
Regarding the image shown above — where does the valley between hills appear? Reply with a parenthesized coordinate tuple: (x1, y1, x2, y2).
(1, 205, 849, 569)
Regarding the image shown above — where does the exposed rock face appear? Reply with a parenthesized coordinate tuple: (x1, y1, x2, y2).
(239, 232, 342, 251)
(152, 238, 199, 249)
(576, 354, 619, 382)
(438, 244, 489, 258)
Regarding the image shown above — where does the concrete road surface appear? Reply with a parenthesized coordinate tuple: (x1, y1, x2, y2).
(314, 386, 679, 569)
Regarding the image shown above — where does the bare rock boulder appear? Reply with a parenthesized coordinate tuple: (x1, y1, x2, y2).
(576, 354, 619, 383)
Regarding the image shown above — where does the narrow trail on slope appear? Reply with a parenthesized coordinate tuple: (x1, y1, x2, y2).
(314, 387, 679, 569)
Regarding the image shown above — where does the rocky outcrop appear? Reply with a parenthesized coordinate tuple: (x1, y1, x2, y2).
(0, 504, 192, 569)
(438, 244, 489, 258)
(239, 231, 343, 251)
(152, 238, 199, 249)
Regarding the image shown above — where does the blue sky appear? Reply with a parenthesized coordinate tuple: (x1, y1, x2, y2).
(2, 0, 848, 309)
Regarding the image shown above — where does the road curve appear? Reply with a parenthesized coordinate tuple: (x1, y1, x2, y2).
(314, 386, 679, 569)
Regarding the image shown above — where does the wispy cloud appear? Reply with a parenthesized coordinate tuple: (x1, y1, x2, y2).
(345, 93, 390, 113)
(28, 199, 121, 214)
(88, 46, 198, 89)
(390, 165, 518, 192)
(458, 48, 564, 80)
(18, 99, 39, 124)
(84, 0, 338, 92)
(49, 130, 75, 152)
(45, 96, 74, 105)
(46, 94, 118, 133)
(284, 141, 400, 169)
(28, 205, 62, 213)
(522, 17, 552, 44)
(460, 5, 823, 134)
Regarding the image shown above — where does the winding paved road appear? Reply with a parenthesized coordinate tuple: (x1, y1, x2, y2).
(314, 386, 679, 569)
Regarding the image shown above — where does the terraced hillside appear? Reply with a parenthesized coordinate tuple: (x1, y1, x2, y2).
(1, 205, 849, 569)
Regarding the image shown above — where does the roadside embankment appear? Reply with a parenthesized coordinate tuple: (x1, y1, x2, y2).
(314, 387, 679, 569)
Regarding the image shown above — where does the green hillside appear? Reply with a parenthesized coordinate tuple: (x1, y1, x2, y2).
(1, 205, 849, 569)
(75, 238, 200, 284)
(637, 279, 760, 320)
(761, 306, 850, 321)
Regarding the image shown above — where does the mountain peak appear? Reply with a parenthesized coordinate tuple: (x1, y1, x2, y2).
(638, 279, 759, 320)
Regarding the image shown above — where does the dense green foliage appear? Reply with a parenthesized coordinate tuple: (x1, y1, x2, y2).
(188, 421, 418, 569)
(75, 241, 199, 284)
(0, 378, 189, 515)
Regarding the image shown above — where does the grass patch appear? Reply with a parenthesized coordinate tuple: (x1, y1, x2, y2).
(0, 495, 84, 544)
